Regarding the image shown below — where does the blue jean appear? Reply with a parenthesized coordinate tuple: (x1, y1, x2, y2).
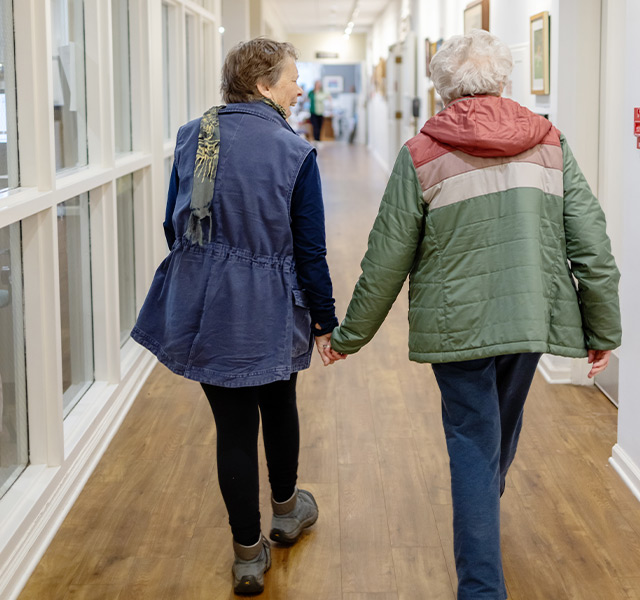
(431, 353, 541, 600)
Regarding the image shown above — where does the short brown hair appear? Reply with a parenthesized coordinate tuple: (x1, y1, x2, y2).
(221, 38, 298, 104)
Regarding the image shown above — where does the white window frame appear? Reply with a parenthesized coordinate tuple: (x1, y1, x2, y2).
(0, 1, 222, 597)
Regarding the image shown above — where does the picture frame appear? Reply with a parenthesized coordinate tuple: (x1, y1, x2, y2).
(373, 58, 386, 96)
(323, 75, 344, 94)
(464, 0, 490, 34)
(425, 38, 431, 77)
(529, 11, 550, 95)
(426, 39, 441, 79)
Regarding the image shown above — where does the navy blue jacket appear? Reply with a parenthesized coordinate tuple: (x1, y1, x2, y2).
(132, 101, 336, 387)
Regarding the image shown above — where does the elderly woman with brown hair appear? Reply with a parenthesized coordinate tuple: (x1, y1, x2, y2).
(328, 29, 620, 599)
(132, 39, 339, 594)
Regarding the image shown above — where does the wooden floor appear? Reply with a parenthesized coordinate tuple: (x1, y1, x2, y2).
(21, 143, 640, 599)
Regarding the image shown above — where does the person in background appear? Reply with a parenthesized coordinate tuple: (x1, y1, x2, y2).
(132, 38, 339, 595)
(308, 79, 328, 143)
(327, 29, 621, 600)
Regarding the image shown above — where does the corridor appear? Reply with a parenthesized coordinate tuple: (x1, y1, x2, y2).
(19, 144, 640, 600)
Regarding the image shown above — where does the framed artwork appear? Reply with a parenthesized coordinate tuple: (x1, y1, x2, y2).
(425, 38, 431, 77)
(425, 39, 441, 79)
(373, 58, 386, 96)
(427, 87, 444, 119)
(530, 11, 550, 95)
(464, 0, 490, 34)
(323, 75, 344, 94)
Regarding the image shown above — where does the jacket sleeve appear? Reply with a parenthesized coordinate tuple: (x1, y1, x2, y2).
(164, 127, 184, 249)
(561, 134, 621, 349)
(163, 162, 179, 249)
(330, 145, 425, 354)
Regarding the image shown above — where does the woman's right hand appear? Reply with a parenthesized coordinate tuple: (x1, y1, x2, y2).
(587, 349, 612, 378)
(315, 334, 347, 366)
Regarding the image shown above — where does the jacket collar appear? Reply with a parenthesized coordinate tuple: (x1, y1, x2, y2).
(220, 101, 294, 134)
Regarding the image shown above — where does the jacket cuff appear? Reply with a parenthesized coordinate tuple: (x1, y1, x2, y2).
(313, 316, 339, 336)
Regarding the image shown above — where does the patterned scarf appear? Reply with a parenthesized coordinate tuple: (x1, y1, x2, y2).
(186, 99, 287, 246)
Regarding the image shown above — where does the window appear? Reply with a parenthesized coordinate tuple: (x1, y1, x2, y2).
(185, 13, 197, 119)
(0, 0, 19, 191)
(116, 175, 136, 344)
(51, 0, 88, 172)
(57, 194, 93, 415)
(112, 0, 133, 154)
(0, 223, 27, 498)
(162, 3, 171, 139)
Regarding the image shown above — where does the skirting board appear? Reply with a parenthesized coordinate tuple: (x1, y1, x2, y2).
(0, 352, 157, 600)
(610, 444, 640, 503)
(538, 354, 573, 384)
(369, 146, 390, 175)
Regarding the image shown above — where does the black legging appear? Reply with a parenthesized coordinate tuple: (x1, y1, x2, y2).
(310, 113, 324, 141)
(201, 374, 299, 546)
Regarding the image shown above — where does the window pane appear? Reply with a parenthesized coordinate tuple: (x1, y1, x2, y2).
(58, 194, 94, 416)
(116, 175, 136, 345)
(112, 0, 133, 154)
(162, 3, 171, 139)
(0, 223, 27, 498)
(51, 0, 88, 172)
(0, 0, 19, 191)
(185, 14, 196, 119)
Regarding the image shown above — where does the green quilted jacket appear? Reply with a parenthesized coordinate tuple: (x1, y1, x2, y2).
(331, 96, 621, 362)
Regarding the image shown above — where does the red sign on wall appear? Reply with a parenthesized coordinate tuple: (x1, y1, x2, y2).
(636, 122, 640, 136)
(635, 107, 640, 122)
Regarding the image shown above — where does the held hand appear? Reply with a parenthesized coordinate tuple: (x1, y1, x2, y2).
(314, 333, 348, 366)
(587, 349, 612, 379)
(325, 345, 347, 363)
(315, 333, 334, 366)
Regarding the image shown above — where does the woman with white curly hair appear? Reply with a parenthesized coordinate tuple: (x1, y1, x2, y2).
(328, 29, 620, 599)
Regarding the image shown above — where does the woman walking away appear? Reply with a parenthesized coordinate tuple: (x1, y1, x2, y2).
(132, 38, 339, 595)
(327, 29, 621, 600)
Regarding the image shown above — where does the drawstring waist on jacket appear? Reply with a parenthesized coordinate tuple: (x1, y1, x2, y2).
(171, 237, 296, 272)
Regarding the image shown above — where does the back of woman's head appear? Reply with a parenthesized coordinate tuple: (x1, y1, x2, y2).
(221, 38, 298, 103)
(430, 30, 513, 106)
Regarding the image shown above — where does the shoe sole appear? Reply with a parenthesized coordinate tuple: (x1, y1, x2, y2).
(269, 512, 319, 545)
(233, 552, 271, 595)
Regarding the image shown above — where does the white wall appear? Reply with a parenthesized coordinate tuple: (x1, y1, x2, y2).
(611, 0, 640, 502)
(598, 0, 625, 265)
(221, 0, 249, 56)
(367, 0, 401, 172)
(490, 0, 552, 115)
(286, 33, 367, 64)
(263, 0, 285, 41)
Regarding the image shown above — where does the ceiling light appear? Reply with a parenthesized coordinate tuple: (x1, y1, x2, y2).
(218, 26, 225, 34)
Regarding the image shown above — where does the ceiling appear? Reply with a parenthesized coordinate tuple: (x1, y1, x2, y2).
(265, 0, 391, 34)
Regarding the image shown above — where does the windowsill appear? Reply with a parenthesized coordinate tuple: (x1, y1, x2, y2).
(114, 152, 153, 175)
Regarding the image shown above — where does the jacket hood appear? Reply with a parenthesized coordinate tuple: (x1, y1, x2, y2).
(421, 96, 552, 157)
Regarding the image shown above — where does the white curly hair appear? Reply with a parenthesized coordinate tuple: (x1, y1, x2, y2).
(429, 29, 513, 106)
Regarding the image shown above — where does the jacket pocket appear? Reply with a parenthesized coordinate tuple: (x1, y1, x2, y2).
(291, 289, 312, 357)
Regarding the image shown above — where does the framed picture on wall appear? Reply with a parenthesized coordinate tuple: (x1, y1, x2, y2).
(425, 38, 431, 77)
(464, 0, 490, 33)
(530, 11, 550, 95)
(425, 38, 441, 78)
(323, 75, 344, 94)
